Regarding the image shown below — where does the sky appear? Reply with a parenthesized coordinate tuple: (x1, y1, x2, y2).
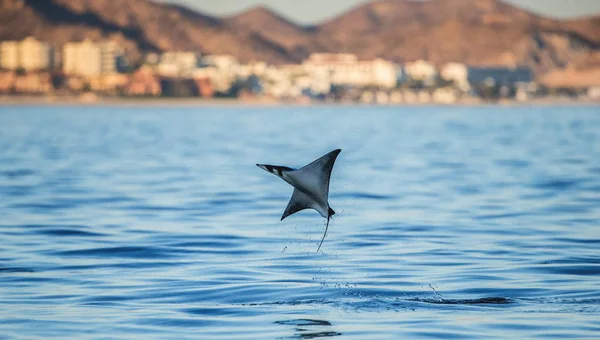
(160, 0, 600, 24)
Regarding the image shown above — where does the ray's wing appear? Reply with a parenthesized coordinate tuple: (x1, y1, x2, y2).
(285, 149, 341, 208)
(256, 164, 295, 179)
(281, 188, 321, 221)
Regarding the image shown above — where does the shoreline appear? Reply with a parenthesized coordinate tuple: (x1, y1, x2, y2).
(1, 95, 598, 107)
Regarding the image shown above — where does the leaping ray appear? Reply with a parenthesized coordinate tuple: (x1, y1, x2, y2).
(257, 149, 341, 251)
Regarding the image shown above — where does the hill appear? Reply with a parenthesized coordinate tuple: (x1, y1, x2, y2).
(225, 5, 333, 62)
(0, 0, 598, 73)
(0, 0, 297, 64)
(316, 0, 599, 71)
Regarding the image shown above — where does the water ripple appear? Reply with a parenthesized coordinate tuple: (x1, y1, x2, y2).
(1, 105, 599, 339)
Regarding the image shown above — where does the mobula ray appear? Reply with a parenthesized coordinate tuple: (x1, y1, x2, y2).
(257, 149, 341, 251)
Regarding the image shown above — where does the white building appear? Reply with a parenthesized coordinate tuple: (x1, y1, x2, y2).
(440, 62, 469, 90)
(588, 86, 600, 100)
(272, 64, 331, 96)
(201, 55, 238, 71)
(303, 53, 398, 89)
(157, 52, 199, 77)
(0, 37, 53, 71)
(193, 67, 236, 93)
(432, 87, 458, 104)
(189, 55, 240, 92)
(238, 62, 268, 78)
(389, 91, 403, 104)
(63, 39, 122, 77)
(417, 91, 432, 103)
(404, 59, 437, 84)
(402, 90, 418, 104)
(0, 41, 19, 70)
(375, 91, 389, 104)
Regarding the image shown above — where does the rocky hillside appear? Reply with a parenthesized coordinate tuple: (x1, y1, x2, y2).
(224, 5, 329, 62)
(0, 0, 599, 73)
(0, 0, 298, 64)
(316, 0, 599, 72)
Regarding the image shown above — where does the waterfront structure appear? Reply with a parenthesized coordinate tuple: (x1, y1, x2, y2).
(0, 71, 53, 94)
(125, 66, 161, 96)
(63, 39, 122, 77)
(200, 54, 239, 70)
(303, 53, 398, 89)
(433, 87, 459, 104)
(88, 74, 129, 93)
(467, 66, 533, 87)
(404, 59, 437, 84)
(0, 71, 15, 93)
(13, 72, 53, 93)
(0, 42, 19, 70)
(238, 62, 268, 78)
(192, 67, 235, 94)
(192, 55, 240, 93)
(0, 37, 53, 71)
(157, 52, 199, 77)
(389, 91, 403, 104)
(195, 76, 214, 98)
(589, 86, 600, 100)
(441, 62, 469, 90)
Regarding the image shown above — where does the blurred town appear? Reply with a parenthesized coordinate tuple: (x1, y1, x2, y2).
(2, 36, 594, 105)
(1, 0, 600, 104)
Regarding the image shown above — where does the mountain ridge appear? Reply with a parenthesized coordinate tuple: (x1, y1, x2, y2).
(0, 0, 598, 72)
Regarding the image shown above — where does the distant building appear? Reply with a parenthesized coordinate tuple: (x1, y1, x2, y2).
(238, 62, 268, 78)
(63, 39, 123, 77)
(88, 73, 129, 93)
(299, 74, 331, 96)
(1, 0, 25, 9)
(306, 53, 357, 64)
(0, 37, 53, 71)
(160, 78, 199, 97)
(0, 71, 16, 93)
(402, 90, 418, 104)
(441, 63, 469, 90)
(303, 53, 398, 89)
(157, 52, 199, 77)
(200, 55, 238, 70)
(0, 71, 54, 94)
(589, 86, 600, 100)
(125, 66, 161, 96)
(0, 42, 19, 70)
(375, 91, 389, 104)
(404, 59, 437, 84)
(360, 91, 374, 104)
(194, 76, 214, 98)
(433, 87, 458, 104)
(467, 66, 533, 87)
(144, 53, 161, 66)
(417, 90, 432, 103)
(193, 55, 240, 93)
(20, 37, 53, 72)
(389, 91, 403, 104)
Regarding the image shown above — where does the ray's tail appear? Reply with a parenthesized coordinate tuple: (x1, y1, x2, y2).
(317, 208, 334, 252)
(316, 216, 329, 252)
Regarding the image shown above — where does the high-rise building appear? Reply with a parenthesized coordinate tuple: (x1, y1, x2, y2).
(0, 41, 19, 70)
(0, 37, 53, 71)
(157, 52, 199, 77)
(63, 39, 122, 77)
(303, 53, 398, 89)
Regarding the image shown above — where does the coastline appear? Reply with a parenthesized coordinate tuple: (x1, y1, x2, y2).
(1, 94, 598, 107)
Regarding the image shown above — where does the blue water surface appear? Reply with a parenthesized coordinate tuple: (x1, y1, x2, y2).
(0, 104, 599, 339)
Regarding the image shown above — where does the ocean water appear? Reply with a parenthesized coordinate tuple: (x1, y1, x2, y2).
(0, 104, 599, 339)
